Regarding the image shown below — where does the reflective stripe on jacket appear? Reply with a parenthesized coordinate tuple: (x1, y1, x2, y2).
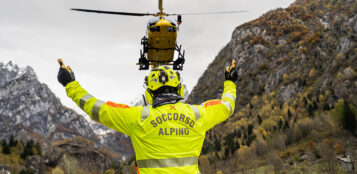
(65, 80, 236, 174)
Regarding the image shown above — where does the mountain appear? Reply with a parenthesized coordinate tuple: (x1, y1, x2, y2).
(0, 61, 97, 142)
(188, 0, 357, 173)
(0, 61, 133, 172)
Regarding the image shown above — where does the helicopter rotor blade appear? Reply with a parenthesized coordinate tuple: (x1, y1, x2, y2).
(167, 10, 249, 16)
(71, 8, 154, 17)
(158, 0, 163, 13)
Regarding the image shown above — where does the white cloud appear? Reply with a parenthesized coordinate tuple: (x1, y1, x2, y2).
(0, 0, 295, 114)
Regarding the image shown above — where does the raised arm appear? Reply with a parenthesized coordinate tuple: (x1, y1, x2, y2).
(195, 60, 237, 131)
(57, 59, 140, 135)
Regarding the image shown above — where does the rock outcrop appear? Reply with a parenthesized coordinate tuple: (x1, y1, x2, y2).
(45, 137, 114, 173)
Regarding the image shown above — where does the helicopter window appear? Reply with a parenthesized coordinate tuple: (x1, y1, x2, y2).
(147, 17, 161, 28)
(167, 26, 176, 32)
(150, 26, 160, 32)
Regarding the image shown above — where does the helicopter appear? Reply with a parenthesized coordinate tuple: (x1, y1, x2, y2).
(71, 0, 247, 70)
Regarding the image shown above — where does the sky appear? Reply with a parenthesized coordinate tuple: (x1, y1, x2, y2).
(0, 0, 295, 115)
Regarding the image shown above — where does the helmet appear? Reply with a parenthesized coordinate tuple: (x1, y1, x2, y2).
(145, 66, 184, 104)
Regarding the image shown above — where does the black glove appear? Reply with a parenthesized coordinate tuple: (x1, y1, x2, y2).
(225, 59, 238, 82)
(57, 59, 75, 87)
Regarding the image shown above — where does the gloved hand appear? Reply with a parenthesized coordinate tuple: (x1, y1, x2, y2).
(225, 59, 238, 82)
(57, 59, 75, 87)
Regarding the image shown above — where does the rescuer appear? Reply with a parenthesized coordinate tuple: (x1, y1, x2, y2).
(57, 59, 237, 174)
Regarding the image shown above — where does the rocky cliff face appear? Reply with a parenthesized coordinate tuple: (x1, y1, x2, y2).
(0, 61, 96, 142)
(189, 0, 357, 108)
(0, 61, 132, 158)
(188, 0, 357, 172)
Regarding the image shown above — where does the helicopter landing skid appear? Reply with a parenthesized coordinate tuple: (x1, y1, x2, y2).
(139, 49, 150, 70)
(173, 44, 185, 71)
(139, 36, 150, 70)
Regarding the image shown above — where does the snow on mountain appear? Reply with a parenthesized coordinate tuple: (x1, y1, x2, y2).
(0, 61, 133, 157)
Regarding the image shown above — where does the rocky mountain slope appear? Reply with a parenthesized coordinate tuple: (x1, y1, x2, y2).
(188, 0, 357, 173)
(0, 61, 97, 142)
(0, 61, 133, 169)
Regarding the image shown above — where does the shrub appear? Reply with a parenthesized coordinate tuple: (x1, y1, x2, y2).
(305, 31, 322, 45)
(19, 169, 35, 174)
(336, 53, 344, 62)
(333, 142, 344, 154)
(52, 167, 65, 174)
(320, 139, 337, 173)
(309, 69, 316, 78)
(290, 31, 304, 42)
(104, 169, 115, 174)
(307, 141, 316, 152)
(300, 47, 307, 54)
(258, 63, 268, 71)
(297, 118, 315, 138)
(251, 137, 268, 157)
(16, 141, 24, 155)
(283, 73, 290, 84)
(249, 36, 269, 45)
(236, 146, 256, 172)
(267, 151, 282, 174)
(270, 134, 286, 151)
(337, 72, 344, 81)
(198, 156, 214, 174)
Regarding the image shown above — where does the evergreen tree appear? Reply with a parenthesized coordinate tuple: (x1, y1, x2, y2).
(312, 100, 318, 111)
(202, 144, 208, 155)
(237, 130, 242, 138)
(283, 120, 290, 130)
(2, 141, 10, 154)
(341, 101, 357, 133)
(308, 103, 314, 116)
(1, 140, 6, 147)
(323, 103, 331, 111)
(224, 147, 230, 159)
(257, 114, 262, 125)
(9, 135, 17, 147)
(287, 109, 292, 119)
(278, 119, 283, 130)
(35, 142, 42, 156)
(247, 124, 254, 136)
(214, 139, 221, 151)
(21, 140, 34, 159)
(303, 97, 308, 106)
(235, 141, 240, 150)
(246, 135, 256, 147)
(224, 133, 235, 155)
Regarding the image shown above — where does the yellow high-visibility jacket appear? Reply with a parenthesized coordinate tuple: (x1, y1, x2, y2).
(66, 80, 236, 174)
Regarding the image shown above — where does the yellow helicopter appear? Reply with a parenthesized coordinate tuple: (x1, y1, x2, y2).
(72, 0, 247, 70)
